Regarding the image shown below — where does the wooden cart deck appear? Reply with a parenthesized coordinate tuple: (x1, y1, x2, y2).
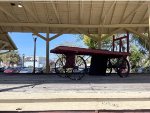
(50, 46, 130, 58)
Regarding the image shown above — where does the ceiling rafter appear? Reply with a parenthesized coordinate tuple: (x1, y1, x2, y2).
(88, 1, 93, 34)
(108, 2, 117, 33)
(129, 12, 136, 24)
(98, 1, 104, 38)
(101, 1, 116, 25)
(51, 1, 61, 24)
(0, 39, 9, 44)
(143, 17, 148, 23)
(0, 50, 11, 55)
(125, 27, 148, 40)
(101, 28, 124, 40)
(74, 28, 97, 41)
(23, 4, 30, 22)
(67, 1, 70, 24)
(0, 43, 8, 50)
(0, 6, 18, 22)
(110, 2, 116, 25)
(122, 1, 145, 23)
(99, 1, 105, 25)
(23, 3, 40, 23)
(136, 6, 148, 32)
(79, 0, 84, 24)
(119, 1, 128, 24)
(49, 29, 72, 41)
(32, 33, 47, 41)
(89, 1, 93, 25)
(44, 3, 51, 23)
(100, 1, 116, 35)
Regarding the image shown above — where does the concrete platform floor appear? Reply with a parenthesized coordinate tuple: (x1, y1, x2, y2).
(0, 74, 150, 111)
(0, 74, 150, 92)
(0, 73, 150, 93)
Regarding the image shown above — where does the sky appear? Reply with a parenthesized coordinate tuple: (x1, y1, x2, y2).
(9, 32, 87, 60)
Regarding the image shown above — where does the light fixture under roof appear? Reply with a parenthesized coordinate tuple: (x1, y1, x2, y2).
(10, 3, 16, 6)
(18, 1, 23, 8)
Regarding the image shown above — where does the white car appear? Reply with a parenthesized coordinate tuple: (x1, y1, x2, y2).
(19, 68, 33, 73)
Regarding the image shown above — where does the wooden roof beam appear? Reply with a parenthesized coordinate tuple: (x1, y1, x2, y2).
(0, 22, 148, 28)
(101, 1, 116, 25)
(0, 43, 8, 50)
(137, 6, 148, 32)
(79, 1, 83, 24)
(101, 28, 124, 40)
(119, 1, 128, 24)
(0, 50, 11, 55)
(32, 33, 47, 41)
(89, 1, 93, 25)
(74, 28, 97, 41)
(49, 29, 72, 41)
(23, 4, 40, 23)
(51, 1, 61, 24)
(125, 27, 148, 40)
(67, 1, 70, 24)
(0, 6, 18, 22)
(122, 1, 145, 23)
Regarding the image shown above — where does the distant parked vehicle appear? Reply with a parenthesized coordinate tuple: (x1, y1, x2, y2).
(135, 67, 144, 73)
(19, 68, 33, 73)
(0, 67, 5, 72)
(35, 68, 43, 73)
(4, 68, 17, 73)
(15, 67, 25, 73)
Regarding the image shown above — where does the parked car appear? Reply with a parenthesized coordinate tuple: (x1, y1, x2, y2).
(19, 68, 33, 73)
(15, 67, 25, 73)
(136, 67, 144, 73)
(4, 67, 18, 73)
(0, 67, 5, 72)
(35, 68, 43, 73)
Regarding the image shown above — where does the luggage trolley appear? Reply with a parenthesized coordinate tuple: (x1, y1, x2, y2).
(50, 32, 130, 80)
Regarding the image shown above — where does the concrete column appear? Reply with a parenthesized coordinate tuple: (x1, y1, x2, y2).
(46, 33, 50, 73)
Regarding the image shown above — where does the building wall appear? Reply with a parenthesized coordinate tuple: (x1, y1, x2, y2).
(24, 56, 46, 68)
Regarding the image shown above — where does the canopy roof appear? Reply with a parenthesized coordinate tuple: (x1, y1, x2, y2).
(0, 33, 17, 50)
(0, 1, 148, 34)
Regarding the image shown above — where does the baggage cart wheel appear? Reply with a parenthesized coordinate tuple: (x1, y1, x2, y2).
(106, 59, 112, 76)
(67, 56, 87, 80)
(55, 56, 67, 78)
(117, 58, 130, 78)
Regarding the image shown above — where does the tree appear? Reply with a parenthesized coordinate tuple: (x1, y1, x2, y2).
(129, 45, 144, 71)
(0, 51, 21, 67)
(131, 34, 149, 54)
(79, 34, 112, 49)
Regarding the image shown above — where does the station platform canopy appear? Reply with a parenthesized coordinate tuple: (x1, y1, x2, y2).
(0, 1, 148, 34)
(0, 33, 17, 51)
